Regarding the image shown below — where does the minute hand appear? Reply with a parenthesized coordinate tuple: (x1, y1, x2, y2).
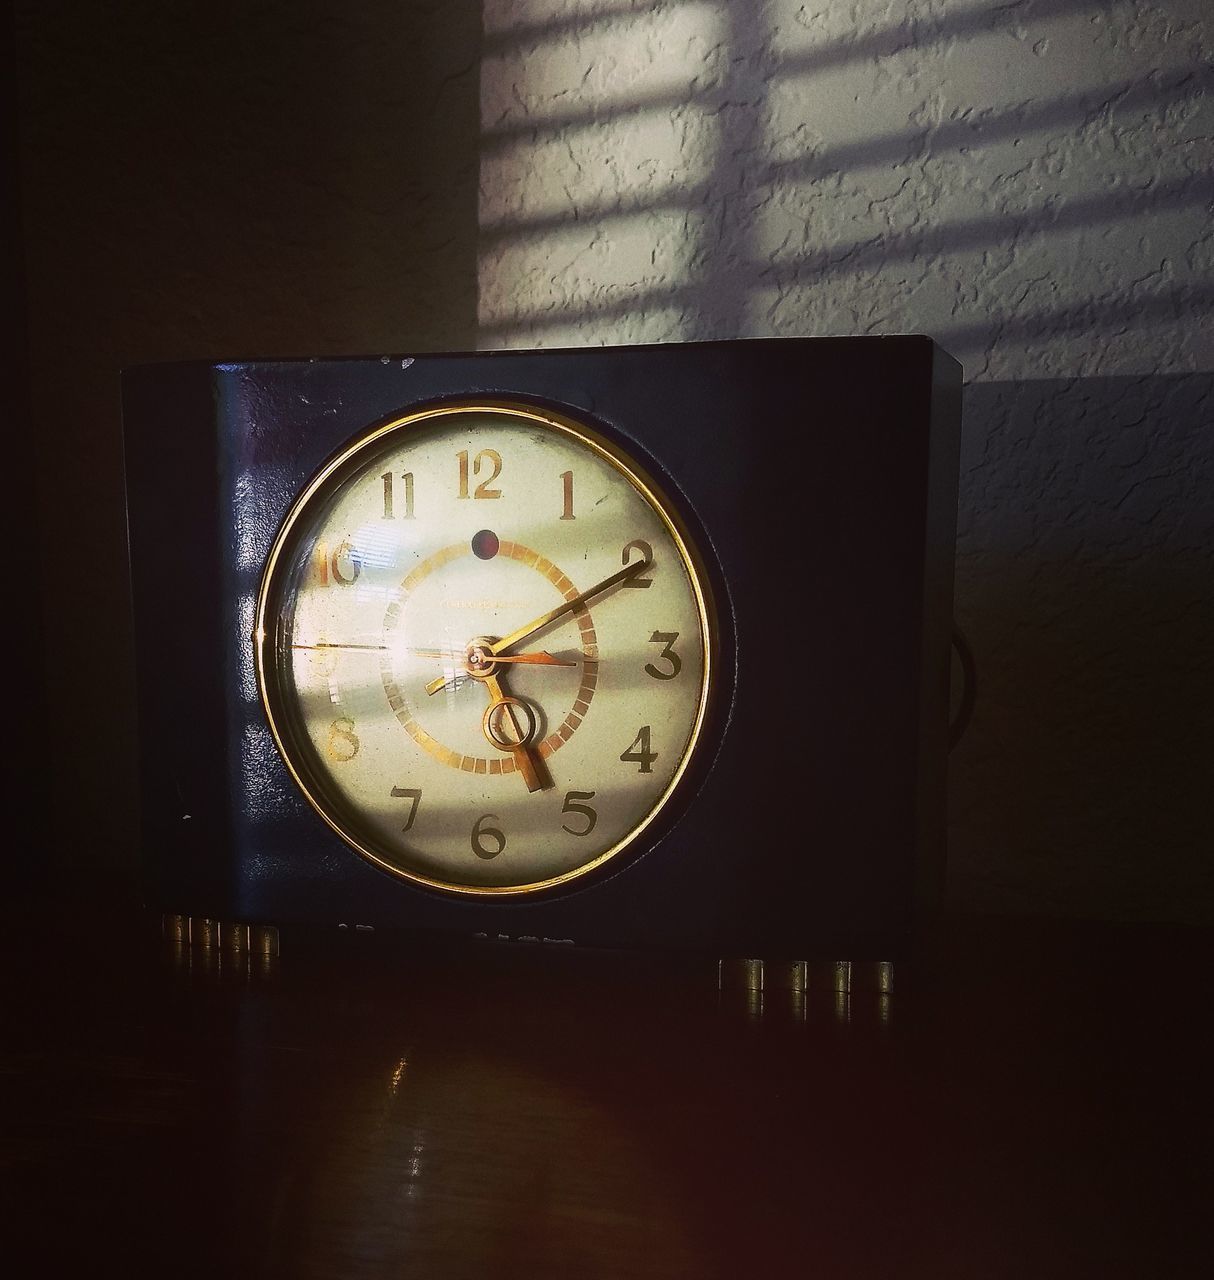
(494, 557, 648, 656)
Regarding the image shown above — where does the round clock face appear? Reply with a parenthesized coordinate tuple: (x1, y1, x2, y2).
(255, 401, 716, 895)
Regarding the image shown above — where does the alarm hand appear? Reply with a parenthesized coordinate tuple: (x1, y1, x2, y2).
(416, 648, 574, 667)
(424, 649, 576, 695)
(291, 642, 570, 667)
(475, 650, 574, 667)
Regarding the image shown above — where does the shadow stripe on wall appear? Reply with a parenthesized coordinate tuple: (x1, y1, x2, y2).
(478, 282, 1213, 345)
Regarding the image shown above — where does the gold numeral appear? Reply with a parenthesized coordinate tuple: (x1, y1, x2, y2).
(390, 786, 421, 832)
(382, 471, 414, 519)
(644, 631, 681, 680)
(327, 717, 360, 762)
(560, 791, 597, 836)
(457, 449, 503, 499)
(622, 539, 653, 588)
(472, 814, 506, 859)
(312, 635, 340, 677)
(560, 470, 575, 520)
(620, 726, 657, 773)
(315, 539, 361, 586)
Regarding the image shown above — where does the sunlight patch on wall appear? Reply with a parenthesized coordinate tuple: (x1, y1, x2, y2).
(482, 0, 679, 41)
(481, 106, 718, 232)
(479, 0, 1212, 375)
(482, 2, 724, 133)
(480, 208, 706, 345)
(480, 1, 724, 348)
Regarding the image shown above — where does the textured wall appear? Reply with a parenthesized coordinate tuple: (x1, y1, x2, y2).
(16, 1, 482, 893)
(479, 0, 1213, 920)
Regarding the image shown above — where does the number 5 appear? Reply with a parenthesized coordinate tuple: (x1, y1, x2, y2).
(561, 791, 597, 836)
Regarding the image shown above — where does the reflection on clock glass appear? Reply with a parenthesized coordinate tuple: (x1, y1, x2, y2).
(256, 404, 714, 894)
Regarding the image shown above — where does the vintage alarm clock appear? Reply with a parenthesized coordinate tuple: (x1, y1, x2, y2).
(122, 338, 961, 957)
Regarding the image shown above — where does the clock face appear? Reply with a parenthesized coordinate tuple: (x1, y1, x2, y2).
(254, 401, 716, 895)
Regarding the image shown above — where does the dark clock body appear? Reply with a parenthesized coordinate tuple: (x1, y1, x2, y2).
(122, 337, 961, 957)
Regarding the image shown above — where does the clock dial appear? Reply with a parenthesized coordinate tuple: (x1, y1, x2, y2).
(255, 401, 716, 895)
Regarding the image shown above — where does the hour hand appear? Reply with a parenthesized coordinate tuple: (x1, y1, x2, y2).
(478, 673, 550, 792)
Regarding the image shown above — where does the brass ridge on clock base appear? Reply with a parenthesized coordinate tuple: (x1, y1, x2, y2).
(718, 958, 895, 994)
(162, 915, 896, 994)
(161, 913, 280, 957)
(161, 913, 890, 1024)
(718, 958, 897, 1025)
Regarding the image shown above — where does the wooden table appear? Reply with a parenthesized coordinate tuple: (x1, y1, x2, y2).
(2, 908, 1207, 1277)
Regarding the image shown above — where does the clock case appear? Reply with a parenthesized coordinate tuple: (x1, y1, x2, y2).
(122, 338, 961, 958)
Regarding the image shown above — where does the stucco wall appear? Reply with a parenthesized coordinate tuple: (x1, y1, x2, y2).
(479, 0, 1213, 920)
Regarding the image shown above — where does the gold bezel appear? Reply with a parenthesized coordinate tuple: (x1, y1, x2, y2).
(253, 399, 717, 897)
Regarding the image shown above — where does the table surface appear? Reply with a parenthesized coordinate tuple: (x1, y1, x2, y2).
(1, 908, 1208, 1278)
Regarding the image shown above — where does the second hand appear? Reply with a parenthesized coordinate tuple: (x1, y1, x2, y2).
(292, 643, 572, 667)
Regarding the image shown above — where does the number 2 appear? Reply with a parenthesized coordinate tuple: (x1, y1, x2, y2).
(622, 539, 653, 588)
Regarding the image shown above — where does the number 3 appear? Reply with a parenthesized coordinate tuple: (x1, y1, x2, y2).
(644, 631, 681, 680)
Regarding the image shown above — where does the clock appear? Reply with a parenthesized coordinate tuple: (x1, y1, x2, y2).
(122, 337, 961, 958)
(254, 399, 716, 895)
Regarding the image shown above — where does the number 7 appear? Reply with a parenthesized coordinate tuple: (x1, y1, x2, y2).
(390, 787, 421, 832)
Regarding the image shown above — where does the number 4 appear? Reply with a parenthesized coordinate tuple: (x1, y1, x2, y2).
(620, 727, 657, 774)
